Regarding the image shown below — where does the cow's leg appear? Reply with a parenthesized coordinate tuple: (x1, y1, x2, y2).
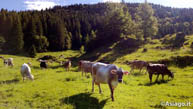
(156, 74, 159, 82)
(139, 68, 142, 73)
(92, 79, 95, 92)
(108, 82, 114, 101)
(162, 74, 164, 81)
(149, 73, 152, 83)
(98, 84, 102, 93)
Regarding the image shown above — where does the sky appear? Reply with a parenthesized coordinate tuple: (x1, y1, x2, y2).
(0, 0, 193, 11)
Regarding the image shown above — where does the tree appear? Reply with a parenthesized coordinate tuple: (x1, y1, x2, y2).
(24, 18, 37, 50)
(65, 32, 72, 50)
(10, 16, 24, 53)
(136, 1, 158, 40)
(0, 36, 5, 51)
(33, 35, 49, 52)
(103, 3, 134, 41)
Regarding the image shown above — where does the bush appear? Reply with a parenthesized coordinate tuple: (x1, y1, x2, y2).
(33, 35, 49, 52)
(162, 32, 185, 48)
(28, 45, 37, 58)
(80, 45, 85, 54)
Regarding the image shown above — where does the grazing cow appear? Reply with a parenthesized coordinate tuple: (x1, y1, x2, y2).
(39, 60, 48, 68)
(92, 62, 129, 101)
(147, 64, 174, 83)
(21, 63, 34, 81)
(7, 58, 14, 67)
(61, 60, 71, 71)
(79, 60, 94, 76)
(127, 60, 148, 74)
(0, 57, 14, 67)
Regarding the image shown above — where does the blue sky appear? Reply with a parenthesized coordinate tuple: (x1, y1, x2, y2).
(0, 0, 193, 11)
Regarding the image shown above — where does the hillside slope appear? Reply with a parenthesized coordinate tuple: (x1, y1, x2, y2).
(0, 37, 193, 108)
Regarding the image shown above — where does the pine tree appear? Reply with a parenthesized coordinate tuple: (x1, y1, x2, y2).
(36, 19, 43, 36)
(65, 32, 72, 50)
(24, 18, 37, 50)
(11, 16, 24, 53)
(0, 36, 5, 51)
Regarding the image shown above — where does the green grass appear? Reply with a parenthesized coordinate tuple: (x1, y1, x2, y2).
(0, 43, 193, 108)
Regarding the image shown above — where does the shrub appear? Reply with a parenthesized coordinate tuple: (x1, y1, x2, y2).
(162, 32, 185, 48)
(29, 45, 37, 58)
(80, 45, 85, 54)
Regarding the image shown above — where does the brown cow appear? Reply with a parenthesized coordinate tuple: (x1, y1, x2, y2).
(79, 60, 94, 76)
(127, 60, 148, 74)
(147, 64, 174, 83)
(61, 60, 71, 71)
(92, 62, 129, 101)
(0, 57, 14, 67)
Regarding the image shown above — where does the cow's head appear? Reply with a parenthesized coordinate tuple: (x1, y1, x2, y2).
(29, 75, 34, 81)
(111, 68, 129, 83)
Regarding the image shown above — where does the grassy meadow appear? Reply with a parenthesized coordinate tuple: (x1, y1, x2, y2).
(0, 39, 193, 109)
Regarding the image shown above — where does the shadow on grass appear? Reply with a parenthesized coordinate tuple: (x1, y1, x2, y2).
(0, 78, 19, 84)
(59, 93, 108, 109)
(143, 79, 172, 86)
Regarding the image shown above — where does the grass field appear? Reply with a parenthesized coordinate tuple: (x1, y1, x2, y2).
(0, 40, 193, 108)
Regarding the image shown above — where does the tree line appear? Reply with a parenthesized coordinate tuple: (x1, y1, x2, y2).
(0, 2, 193, 55)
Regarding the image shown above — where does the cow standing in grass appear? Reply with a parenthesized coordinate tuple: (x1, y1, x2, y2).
(79, 60, 94, 76)
(92, 62, 129, 101)
(21, 63, 34, 81)
(39, 60, 48, 68)
(127, 60, 148, 74)
(61, 60, 71, 71)
(0, 57, 14, 67)
(147, 63, 174, 83)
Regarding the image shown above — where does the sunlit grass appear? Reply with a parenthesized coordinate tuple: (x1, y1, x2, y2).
(0, 42, 193, 108)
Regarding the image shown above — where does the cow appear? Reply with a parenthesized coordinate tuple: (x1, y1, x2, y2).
(21, 63, 34, 82)
(61, 60, 71, 71)
(0, 57, 14, 67)
(127, 60, 148, 74)
(39, 60, 48, 68)
(92, 62, 129, 101)
(79, 60, 94, 76)
(7, 58, 14, 67)
(147, 63, 174, 83)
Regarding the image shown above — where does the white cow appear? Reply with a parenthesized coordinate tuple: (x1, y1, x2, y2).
(92, 62, 129, 101)
(21, 63, 34, 81)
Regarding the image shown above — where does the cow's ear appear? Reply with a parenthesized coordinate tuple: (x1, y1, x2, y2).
(111, 70, 117, 75)
(123, 71, 130, 75)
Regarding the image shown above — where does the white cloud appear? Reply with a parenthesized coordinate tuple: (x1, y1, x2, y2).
(103, 0, 121, 3)
(24, 0, 58, 10)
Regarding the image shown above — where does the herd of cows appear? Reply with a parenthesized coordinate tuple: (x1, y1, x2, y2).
(0, 55, 174, 101)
